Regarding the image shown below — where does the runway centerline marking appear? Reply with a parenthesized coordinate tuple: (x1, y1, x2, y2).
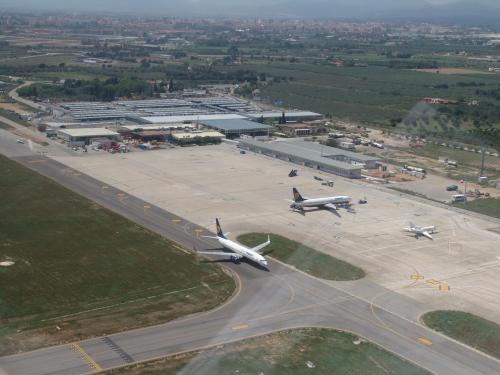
(70, 342, 102, 372)
(28, 159, 47, 164)
(417, 337, 433, 346)
(231, 323, 249, 331)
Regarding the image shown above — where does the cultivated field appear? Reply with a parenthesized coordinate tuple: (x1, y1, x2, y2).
(53, 143, 500, 325)
(414, 68, 492, 75)
(232, 62, 500, 124)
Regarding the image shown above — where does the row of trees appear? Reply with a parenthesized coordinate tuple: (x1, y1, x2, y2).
(18, 77, 154, 101)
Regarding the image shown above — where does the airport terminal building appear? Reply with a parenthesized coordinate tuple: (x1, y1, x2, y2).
(239, 139, 379, 178)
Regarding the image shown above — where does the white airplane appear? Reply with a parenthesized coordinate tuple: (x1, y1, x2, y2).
(404, 222, 436, 240)
(290, 187, 351, 213)
(197, 219, 271, 268)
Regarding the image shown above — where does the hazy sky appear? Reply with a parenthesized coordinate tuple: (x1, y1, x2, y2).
(2, 0, 500, 20)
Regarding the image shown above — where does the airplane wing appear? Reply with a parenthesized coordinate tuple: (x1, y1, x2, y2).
(421, 231, 433, 240)
(322, 203, 338, 210)
(251, 235, 271, 254)
(322, 203, 341, 217)
(197, 251, 242, 259)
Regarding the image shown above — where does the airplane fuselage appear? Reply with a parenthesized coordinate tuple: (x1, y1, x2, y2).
(218, 237, 268, 266)
(295, 196, 351, 208)
(406, 226, 435, 234)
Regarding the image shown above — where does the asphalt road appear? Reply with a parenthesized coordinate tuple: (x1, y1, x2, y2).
(0, 135, 499, 375)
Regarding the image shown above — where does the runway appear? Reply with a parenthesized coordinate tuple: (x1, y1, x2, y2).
(0, 136, 499, 374)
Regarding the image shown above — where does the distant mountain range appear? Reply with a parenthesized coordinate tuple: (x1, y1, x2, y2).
(3, 0, 500, 23)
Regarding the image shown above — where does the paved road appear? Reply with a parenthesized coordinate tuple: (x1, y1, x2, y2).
(0, 137, 499, 375)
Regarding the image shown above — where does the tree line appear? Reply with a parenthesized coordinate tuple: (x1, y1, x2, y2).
(18, 77, 154, 101)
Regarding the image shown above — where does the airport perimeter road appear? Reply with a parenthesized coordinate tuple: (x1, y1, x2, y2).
(0, 151, 499, 374)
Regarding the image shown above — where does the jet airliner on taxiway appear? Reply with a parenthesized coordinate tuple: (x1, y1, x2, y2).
(290, 187, 351, 213)
(197, 219, 270, 267)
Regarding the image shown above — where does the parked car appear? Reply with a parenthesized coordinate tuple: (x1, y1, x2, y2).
(446, 185, 458, 191)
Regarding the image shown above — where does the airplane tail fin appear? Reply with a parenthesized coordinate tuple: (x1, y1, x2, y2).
(293, 188, 305, 202)
(215, 218, 226, 239)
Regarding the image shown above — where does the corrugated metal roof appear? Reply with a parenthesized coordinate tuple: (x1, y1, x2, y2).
(239, 139, 376, 171)
(58, 128, 119, 137)
(285, 140, 377, 162)
(141, 114, 246, 123)
(202, 119, 272, 132)
(120, 124, 195, 131)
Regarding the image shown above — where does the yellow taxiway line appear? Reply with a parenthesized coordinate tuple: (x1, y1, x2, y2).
(70, 342, 102, 372)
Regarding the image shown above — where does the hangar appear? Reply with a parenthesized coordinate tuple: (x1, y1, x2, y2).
(57, 128, 120, 145)
(239, 139, 379, 178)
(201, 119, 272, 139)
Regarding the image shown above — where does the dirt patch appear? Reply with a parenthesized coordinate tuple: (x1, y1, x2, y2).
(0, 102, 35, 114)
(10, 129, 48, 145)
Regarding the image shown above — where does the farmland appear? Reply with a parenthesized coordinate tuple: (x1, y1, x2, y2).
(229, 62, 500, 127)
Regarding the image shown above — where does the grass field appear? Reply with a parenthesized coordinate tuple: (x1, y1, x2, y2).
(0, 54, 78, 66)
(104, 328, 430, 375)
(31, 71, 110, 81)
(452, 198, 500, 219)
(0, 154, 235, 355)
(0, 108, 32, 127)
(0, 121, 13, 130)
(406, 144, 499, 169)
(422, 311, 500, 359)
(230, 62, 500, 125)
(237, 233, 365, 281)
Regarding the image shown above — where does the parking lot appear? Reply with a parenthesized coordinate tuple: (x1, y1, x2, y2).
(53, 143, 500, 324)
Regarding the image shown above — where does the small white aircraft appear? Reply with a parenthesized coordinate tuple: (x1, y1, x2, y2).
(16, 139, 25, 144)
(404, 222, 436, 240)
(290, 187, 351, 213)
(197, 219, 271, 268)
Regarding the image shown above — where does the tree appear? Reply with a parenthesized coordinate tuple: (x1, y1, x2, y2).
(228, 46, 239, 61)
(325, 138, 338, 148)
